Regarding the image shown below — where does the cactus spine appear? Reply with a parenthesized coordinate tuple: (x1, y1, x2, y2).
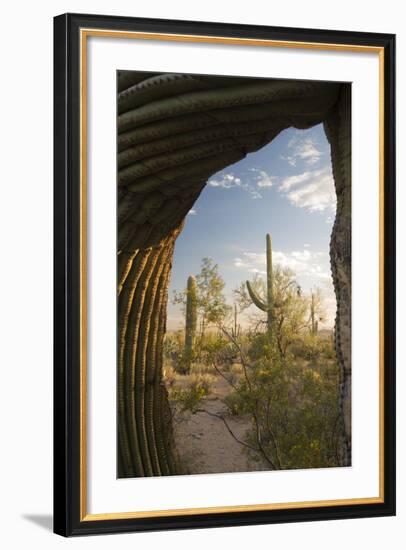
(184, 275, 197, 373)
(246, 233, 274, 337)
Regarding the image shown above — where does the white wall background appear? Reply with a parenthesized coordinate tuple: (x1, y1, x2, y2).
(0, 0, 403, 547)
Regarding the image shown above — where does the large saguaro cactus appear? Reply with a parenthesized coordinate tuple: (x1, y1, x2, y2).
(183, 275, 197, 373)
(246, 233, 274, 337)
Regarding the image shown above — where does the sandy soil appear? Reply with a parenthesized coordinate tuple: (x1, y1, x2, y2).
(173, 376, 268, 475)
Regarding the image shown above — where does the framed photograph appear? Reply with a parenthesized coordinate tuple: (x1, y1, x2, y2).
(54, 13, 395, 536)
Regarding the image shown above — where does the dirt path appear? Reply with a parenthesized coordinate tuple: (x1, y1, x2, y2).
(174, 377, 267, 475)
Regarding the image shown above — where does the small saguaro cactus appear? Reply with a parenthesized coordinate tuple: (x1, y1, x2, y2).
(310, 290, 322, 334)
(310, 292, 318, 334)
(246, 233, 274, 337)
(184, 275, 197, 373)
(231, 303, 241, 339)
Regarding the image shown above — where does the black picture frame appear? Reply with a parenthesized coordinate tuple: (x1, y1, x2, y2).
(54, 12, 396, 537)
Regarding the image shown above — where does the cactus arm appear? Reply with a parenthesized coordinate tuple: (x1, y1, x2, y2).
(246, 234, 273, 337)
(246, 280, 268, 312)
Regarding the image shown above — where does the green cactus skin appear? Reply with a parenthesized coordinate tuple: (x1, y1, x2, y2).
(246, 233, 274, 337)
(117, 233, 180, 478)
(184, 275, 197, 373)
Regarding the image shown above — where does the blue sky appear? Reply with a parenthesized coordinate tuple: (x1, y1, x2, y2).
(167, 123, 337, 330)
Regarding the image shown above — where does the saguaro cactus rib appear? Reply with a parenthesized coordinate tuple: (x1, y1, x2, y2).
(121, 248, 162, 477)
(144, 253, 172, 475)
(117, 250, 138, 295)
(134, 247, 166, 475)
(118, 73, 215, 114)
(118, 250, 152, 477)
(125, 151, 243, 195)
(118, 80, 338, 132)
(117, 119, 283, 169)
(134, 241, 174, 476)
(118, 231, 181, 478)
(117, 70, 157, 93)
(120, 189, 206, 257)
(118, 137, 246, 186)
(118, 112, 218, 152)
(117, 102, 327, 153)
(127, 248, 165, 477)
(154, 261, 176, 474)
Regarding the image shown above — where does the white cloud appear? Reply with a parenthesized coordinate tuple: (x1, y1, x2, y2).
(249, 168, 277, 188)
(209, 173, 241, 189)
(208, 172, 262, 199)
(188, 208, 197, 215)
(283, 136, 323, 166)
(247, 189, 262, 200)
(279, 171, 314, 192)
(208, 169, 278, 199)
(234, 248, 330, 283)
(278, 166, 336, 213)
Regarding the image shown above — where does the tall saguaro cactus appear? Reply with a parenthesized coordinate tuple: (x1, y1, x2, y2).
(246, 233, 274, 337)
(184, 275, 197, 373)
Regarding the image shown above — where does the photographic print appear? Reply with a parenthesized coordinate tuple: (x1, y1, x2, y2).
(54, 14, 395, 535)
(117, 71, 351, 478)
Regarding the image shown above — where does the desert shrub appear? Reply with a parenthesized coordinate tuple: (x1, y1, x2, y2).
(163, 331, 199, 374)
(247, 332, 274, 362)
(169, 386, 205, 413)
(190, 373, 216, 394)
(292, 332, 335, 361)
(190, 362, 214, 375)
(162, 364, 177, 387)
(318, 336, 336, 359)
(227, 363, 244, 386)
(163, 331, 183, 360)
(224, 391, 247, 416)
(218, 332, 340, 470)
(169, 373, 215, 413)
(198, 331, 238, 371)
(168, 254, 342, 471)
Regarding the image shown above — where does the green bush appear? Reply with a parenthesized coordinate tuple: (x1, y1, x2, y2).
(221, 333, 340, 470)
(291, 332, 335, 361)
(169, 373, 215, 413)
